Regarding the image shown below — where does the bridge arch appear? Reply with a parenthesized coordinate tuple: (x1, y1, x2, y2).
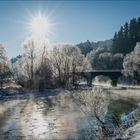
(75, 70, 123, 87)
(92, 75, 112, 86)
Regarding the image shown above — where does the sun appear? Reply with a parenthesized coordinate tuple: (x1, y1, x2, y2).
(28, 11, 52, 37)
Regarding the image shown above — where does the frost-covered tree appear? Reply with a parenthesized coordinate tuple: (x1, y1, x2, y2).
(50, 44, 91, 87)
(71, 87, 126, 139)
(12, 56, 29, 87)
(0, 44, 11, 88)
(123, 42, 140, 84)
(35, 46, 53, 90)
(13, 38, 53, 90)
(87, 47, 106, 70)
(71, 87, 111, 139)
(87, 47, 123, 70)
(13, 41, 91, 89)
(22, 38, 37, 87)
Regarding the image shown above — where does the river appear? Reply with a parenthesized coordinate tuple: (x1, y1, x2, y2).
(0, 87, 139, 140)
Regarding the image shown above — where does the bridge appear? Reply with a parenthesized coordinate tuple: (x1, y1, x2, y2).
(76, 70, 123, 87)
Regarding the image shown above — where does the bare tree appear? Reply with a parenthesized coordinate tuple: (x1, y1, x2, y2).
(0, 44, 11, 88)
(87, 47, 123, 70)
(22, 39, 37, 88)
(123, 42, 140, 84)
(13, 42, 91, 89)
(12, 56, 32, 87)
(35, 45, 53, 90)
(13, 38, 53, 90)
(50, 44, 91, 88)
(71, 87, 114, 140)
(12, 38, 40, 88)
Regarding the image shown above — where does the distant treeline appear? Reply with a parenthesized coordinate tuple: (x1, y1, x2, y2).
(77, 39, 112, 55)
(75, 17, 140, 75)
(112, 17, 140, 55)
(77, 17, 140, 56)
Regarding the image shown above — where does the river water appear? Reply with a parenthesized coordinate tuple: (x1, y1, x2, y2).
(0, 91, 91, 140)
(0, 88, 138, 140)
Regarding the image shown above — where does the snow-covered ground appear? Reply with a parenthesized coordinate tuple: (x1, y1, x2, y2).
(129, 123, 140, 140)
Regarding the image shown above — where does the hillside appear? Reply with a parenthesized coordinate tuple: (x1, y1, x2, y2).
(76, 39, 112, 55)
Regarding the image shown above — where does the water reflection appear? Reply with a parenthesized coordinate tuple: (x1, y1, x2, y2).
(0, 93, 86, 140)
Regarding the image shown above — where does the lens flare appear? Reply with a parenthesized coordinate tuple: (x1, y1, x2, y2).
(27, 11, 52, 37)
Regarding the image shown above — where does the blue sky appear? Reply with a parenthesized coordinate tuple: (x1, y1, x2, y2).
(0, 1, 140, 57)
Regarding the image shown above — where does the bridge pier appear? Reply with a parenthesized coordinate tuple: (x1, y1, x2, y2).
(111, 79, 118, 87)
(84, 72, 92, 87)
(87, 79, 92, 87)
